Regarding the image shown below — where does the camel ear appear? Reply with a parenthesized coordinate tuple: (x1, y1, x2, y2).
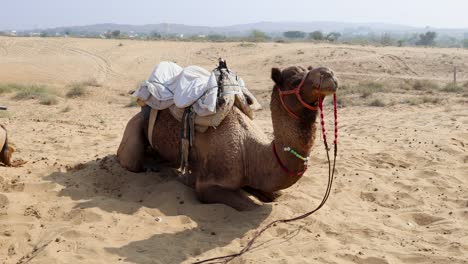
(271, 68, 283, 86)
(307, 66, 314, 70)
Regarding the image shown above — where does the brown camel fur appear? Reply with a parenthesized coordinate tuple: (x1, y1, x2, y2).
(0, 124, 14, 166)
(117, 66, 338, 210)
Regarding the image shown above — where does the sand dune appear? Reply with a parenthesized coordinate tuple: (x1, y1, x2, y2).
(0, 37, 467, 263)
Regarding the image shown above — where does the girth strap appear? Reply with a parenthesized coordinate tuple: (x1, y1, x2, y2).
(148, 108, 159, 149)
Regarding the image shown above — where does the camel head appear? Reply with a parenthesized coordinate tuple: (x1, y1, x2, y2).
(271, 66, 338, 119)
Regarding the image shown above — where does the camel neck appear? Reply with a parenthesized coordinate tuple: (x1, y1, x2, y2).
(245, 89, 318, 192)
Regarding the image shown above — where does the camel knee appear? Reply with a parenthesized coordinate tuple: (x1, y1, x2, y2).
(117, 113, 147, 172)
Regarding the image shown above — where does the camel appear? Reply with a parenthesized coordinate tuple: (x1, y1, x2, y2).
(117, 66, 338, 210)
(0, 124, 14, 166)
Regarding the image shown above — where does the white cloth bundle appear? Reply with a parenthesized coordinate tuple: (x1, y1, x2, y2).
(132, 61, 219, 116)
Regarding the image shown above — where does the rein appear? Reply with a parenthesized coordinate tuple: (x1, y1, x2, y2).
(194, 72, 339, 264)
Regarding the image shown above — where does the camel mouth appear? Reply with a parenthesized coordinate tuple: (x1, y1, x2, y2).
(319, 76, 338, 96)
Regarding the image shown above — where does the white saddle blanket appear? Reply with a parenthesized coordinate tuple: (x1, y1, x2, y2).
(133, 61, 223, 116)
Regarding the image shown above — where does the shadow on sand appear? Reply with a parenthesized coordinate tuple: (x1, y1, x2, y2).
(44, 155, 272, 264)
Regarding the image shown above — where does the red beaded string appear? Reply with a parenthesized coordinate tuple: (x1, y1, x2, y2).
(333, 93, 338, 145)
(318, 97, 329, 150)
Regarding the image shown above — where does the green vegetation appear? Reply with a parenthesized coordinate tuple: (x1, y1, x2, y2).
(326, 32, 341, 42)
(283, 31, 306, 39)
(416, 31, 437, 46)
(249, 30, 269, 42)
(309, 31, 324, 40)
(0, 83, 60, 106)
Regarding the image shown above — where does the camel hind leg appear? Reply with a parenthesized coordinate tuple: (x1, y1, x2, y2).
(117, 112, 147, 172)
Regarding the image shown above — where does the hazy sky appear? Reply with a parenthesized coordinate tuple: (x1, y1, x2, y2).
(1, 0, 468, 30)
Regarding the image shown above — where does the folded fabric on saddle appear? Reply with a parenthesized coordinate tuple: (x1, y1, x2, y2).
(132, 60, 261, 173)
(132, 61, 261, 127)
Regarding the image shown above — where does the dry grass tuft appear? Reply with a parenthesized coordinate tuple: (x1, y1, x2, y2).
(39, 95, 59, 105)
(0, 111, 11, 118)
(125, 98, 138, 107)
(8, 84, 53, 100)
(66, 83, 87, 98)
(441, 83, 464, 93)
(368, 98, 386, 107)
(412, 80, 439, 91)
(81, 78, 102, 87)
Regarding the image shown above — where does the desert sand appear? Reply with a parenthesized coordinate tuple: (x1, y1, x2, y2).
(0, 37, 467, 264)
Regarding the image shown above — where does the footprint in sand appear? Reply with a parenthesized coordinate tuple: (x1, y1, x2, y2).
(411, 213, 445, 226)
(63, 208, 103, 224)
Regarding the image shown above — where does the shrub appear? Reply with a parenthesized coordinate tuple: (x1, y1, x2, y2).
(441, 83, 463, 93)
(416, 31, 437, 46)
(309, 31, 324, 40)
(12, 85, 50, 100)
(283, 31, 306, 39)
(412, 80, 439, 91)
(81, 78, 101, 87)
(66, 83, 87, 98)
(249, 30, 269, 42)
(39, 95, 59, 105)
(421, 96, 442, 104)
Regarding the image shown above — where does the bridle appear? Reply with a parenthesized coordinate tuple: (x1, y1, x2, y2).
(277, 70, 321, 120)
(272, 70, 327, 177)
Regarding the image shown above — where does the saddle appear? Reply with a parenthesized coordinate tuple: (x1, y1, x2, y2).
(133, 59, 261, 173)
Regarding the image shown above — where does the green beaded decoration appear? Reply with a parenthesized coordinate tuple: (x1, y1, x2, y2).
(283, 147, 309, 164)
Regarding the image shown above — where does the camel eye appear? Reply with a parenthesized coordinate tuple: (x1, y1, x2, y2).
(291, 79, 301, 86)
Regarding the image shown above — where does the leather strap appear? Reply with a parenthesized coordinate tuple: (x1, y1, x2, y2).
(148, 108, 158, 149)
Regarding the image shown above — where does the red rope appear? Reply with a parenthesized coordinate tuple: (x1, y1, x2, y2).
(193, 93, 338, 264)
(272, 142, 308, 177)
(334, 93, 338, 145)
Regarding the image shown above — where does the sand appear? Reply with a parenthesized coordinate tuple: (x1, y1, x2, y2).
(0, 37, 467, 264)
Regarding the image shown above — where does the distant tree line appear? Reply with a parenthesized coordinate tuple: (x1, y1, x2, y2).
(4, 27, 468, 49)
(282, 30, 341, 42)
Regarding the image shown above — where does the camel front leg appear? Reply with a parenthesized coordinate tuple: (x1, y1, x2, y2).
(242, 186, 283, 203)
(196, 184, 260, 211)
(117, 112, 147, 172)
